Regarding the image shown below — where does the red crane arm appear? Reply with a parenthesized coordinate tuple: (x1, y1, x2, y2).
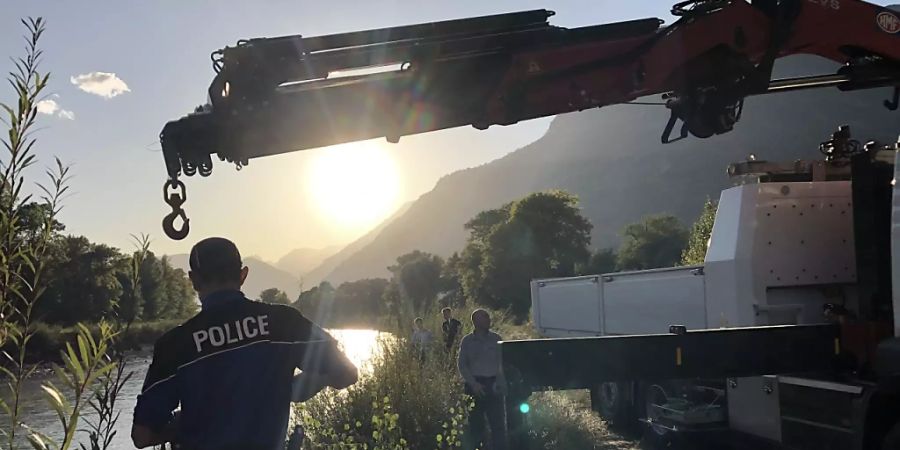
(159, 0, 900, 239)
(484, 0, 900, 137)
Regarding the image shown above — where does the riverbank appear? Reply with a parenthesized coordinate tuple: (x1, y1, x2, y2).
(295, 309, 638, 450)
(6, 310, 638, 449)
(1, 329, 387, 449)
(6, 320, 180, 363)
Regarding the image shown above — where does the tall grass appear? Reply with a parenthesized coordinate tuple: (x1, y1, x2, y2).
(521, 392, 638, 450)
(0, 18, 126, 450)
(296, 338, 470, 449)
(295, 306, 632, 450)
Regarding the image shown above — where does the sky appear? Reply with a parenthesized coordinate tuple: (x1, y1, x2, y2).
(5, 1, 888, 262)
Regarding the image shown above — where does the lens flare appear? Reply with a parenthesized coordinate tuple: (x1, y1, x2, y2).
(306, 142, 400, 231)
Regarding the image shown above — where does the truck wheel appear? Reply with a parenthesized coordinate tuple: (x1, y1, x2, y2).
(590, 381, 634, 430)
(642, 383, 676, 449)
(883, 422, 900, 450)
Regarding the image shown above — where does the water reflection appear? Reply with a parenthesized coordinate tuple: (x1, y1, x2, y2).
(3, 328, 384, 448)
(328, 329, 383, 371)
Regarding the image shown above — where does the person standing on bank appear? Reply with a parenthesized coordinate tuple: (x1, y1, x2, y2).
(131, 237, 358, 450)
(441, 307, 462, 353)
(411, 317, 434, 361)
(458, 309, 507, 450)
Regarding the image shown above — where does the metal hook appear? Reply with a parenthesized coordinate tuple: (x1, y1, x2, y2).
(162, 179, 190, 240)
(162, 208, 190, 241)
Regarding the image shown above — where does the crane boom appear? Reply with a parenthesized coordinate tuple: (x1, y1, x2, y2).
(159, 0, 900, 239)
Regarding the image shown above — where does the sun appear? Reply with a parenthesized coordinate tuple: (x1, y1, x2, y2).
(306, 142, 400, 231)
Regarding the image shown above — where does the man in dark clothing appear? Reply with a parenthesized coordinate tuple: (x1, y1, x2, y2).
(441, 307, 462, 352)
(131, 237, 358, 450)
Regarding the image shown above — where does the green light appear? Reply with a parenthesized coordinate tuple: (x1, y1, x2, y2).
(519, 403, 530, 414)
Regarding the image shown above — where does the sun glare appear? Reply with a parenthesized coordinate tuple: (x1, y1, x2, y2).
(306, 142, 400, 231)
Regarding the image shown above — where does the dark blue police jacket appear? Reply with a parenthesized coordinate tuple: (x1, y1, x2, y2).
(133, 290, 337, 450)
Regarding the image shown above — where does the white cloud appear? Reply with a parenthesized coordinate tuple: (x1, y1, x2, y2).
(36, 98, 75, 120)
(70, 71, 130, 98)
(36, 99, 59, 115)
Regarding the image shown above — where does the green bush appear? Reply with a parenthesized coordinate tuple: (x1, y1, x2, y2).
(296, 337, 471, 449)
(522, 391, 637, 450)
(114, 320, 181, 350)
(681, 199, 718, 266)
(294, 308, 627, 450)
(3, 320, 179, 363)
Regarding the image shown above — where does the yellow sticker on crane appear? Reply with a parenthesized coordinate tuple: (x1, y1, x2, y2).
(676, 347, 682, 366)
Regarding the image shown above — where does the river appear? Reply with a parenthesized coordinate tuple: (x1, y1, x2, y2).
(4, 329, 384, 449)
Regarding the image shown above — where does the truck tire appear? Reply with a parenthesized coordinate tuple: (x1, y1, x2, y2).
(642, 382, 676, 449)
(590, 381, 634, 431)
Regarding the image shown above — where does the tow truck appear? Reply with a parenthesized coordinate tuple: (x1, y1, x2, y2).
(158, 1, 900, 448)
(523, 124, 898, 448)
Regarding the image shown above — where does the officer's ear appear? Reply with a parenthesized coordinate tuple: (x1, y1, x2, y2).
(239, 266, 249, 286)
(188, 270, 200, 292)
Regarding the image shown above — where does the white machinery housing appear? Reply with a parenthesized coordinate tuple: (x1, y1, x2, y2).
(528, 147, 900, 447)
(533, 179, 858, 337)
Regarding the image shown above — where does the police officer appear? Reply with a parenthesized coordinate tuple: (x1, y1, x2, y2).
(131, 237, 358, 449)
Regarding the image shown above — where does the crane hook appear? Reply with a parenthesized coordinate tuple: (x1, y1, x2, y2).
(163, 209, 190, 241)
(162, 179, 190, 240)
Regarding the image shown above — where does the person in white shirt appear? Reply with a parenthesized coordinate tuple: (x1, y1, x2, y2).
(411, 317, 433, 361)
(457, 309, 507, 450)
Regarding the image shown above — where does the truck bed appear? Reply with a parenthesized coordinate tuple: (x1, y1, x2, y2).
(532, 266, 707, 338)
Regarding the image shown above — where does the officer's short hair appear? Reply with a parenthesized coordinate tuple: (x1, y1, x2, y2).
(189, 237, 243, 284)
(441, 307, 451, 314)
(414, 317, 424, 324)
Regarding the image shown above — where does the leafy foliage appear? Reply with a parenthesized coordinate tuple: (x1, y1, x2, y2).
(296, 279, 389, 328)
(0, 17, 75, 450)
(154, 255, 195, 320)
(40, 323, 117, 450)
(520, 391, 638, 450)
(331, 279, 389, 326)
(297, 309, 617, 450)
(80, 235, 149, 450)
(0, 20, 156, 450)
(36, 245, 195, 326)
(385, 251, 444, 316)
(37, 237, 124, 324)
(681, 199, 718, 266)
(578, 248, 617, 275)
(260, 287, 291, 305)
(296, 336, 472, 450)
(24, 320, 178, 363)
(297, 191, 594, 326)
(295, 281, 335, 313)
(457, 191, 592, 320)
(438, 252, 465, 309)
(616, 214, 689, 271)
